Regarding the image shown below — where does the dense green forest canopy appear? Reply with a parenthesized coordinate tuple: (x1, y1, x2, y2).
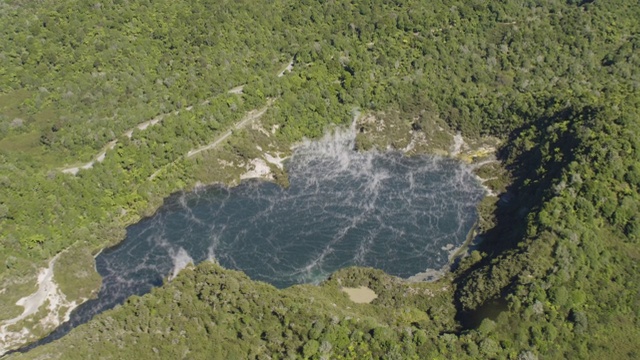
(0, 0, 639, 358)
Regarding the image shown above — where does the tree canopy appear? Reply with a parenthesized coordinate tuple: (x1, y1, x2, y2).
(1, 0, 639, 358)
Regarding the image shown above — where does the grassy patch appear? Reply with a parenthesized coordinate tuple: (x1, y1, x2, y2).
(354, 110, 457, 156)
(0, 260, 40, 322)
(53, 244, 102, 302)
(0, 90, 70, 166)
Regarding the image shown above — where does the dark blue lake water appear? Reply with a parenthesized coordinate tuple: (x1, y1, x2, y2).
(23, 128, 485, 349)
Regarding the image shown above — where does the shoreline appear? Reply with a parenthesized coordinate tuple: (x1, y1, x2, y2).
(0, 251, 86, 356)
(11, 110, 505, 354)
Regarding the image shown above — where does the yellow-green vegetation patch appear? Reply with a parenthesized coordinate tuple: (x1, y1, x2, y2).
(354, 108, 503, 169)
(0, 265, 39, 322)
(474, 162, 511, 195)
(0, 90, 67, 165)
(7, 263, 459, 359)
(53, 244, 102, 302)
(474, 196, 502, 235)
(189, 111, 294, 188)
(355, 109, 455, 155)
(457, 146, 497, 163)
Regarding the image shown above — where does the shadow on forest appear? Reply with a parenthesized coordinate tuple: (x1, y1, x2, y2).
(451, 102, 597, 329)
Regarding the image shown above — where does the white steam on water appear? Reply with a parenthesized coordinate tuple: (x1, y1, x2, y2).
(169, 247, 194, 280)
(22, 122, 484, 351)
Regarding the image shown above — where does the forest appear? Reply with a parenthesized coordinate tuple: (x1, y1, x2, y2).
(0, 0, 639, 358)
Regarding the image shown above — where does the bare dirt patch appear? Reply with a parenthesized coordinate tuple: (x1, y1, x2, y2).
(341, 286, 378, 304)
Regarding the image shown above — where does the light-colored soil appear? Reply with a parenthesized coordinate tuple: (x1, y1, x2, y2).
(451, 132, 465, 156)
(0, 252, 81, 355)
(228, 85, 244, 94)
(123, 116, 165, 138)
(61, 140, 117, 175)
(61, 104, 187, 174)
(277, 59, 294, 77)
(341, 286, 378, 304)
(149, 100, 275, 181)
(61, 60, 292, 175)
(187, 100, 274, 158)
(240, 158, 273, 180)
(15, 59, 299, 352)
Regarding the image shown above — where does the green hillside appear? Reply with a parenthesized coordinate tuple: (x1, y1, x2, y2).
(1, 0, 639, 358)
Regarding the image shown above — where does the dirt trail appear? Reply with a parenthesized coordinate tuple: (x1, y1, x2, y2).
(61, 113, 172, 175)
(187, 100, 274, 158)
(228, 85, 244, 94)
(148, 99, 275, 180)
(277, 59, 294, 77)
(61, 100, 199, 174)
(123, 115, 166, 138)
(60, 60, 292, 175)
(61, 140, 117, 175)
